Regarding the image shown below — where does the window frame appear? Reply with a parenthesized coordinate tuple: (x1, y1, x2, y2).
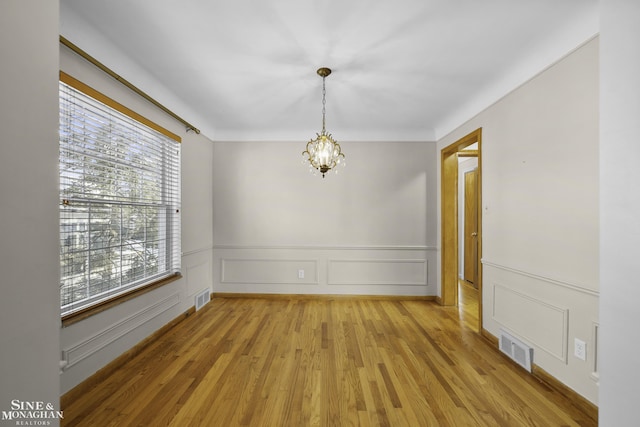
(59, 72, 182, 326)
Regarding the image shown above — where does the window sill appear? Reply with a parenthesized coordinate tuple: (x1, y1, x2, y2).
(61, 273, 182, 328)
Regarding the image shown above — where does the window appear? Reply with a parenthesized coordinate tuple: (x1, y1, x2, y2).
(59, 73, 181, 318)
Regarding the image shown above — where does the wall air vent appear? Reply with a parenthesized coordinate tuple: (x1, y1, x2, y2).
(195, 288, 211, 311)
(499, 329, 533, 372)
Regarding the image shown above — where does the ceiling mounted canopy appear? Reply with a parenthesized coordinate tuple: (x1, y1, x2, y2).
(302, 67, 345, 178)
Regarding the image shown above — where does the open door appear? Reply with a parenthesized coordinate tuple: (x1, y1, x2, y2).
(464, 169, 478, 287)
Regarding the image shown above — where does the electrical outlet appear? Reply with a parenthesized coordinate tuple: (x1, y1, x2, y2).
(298, 269, 305, 279)
(574, 338, 587, 361)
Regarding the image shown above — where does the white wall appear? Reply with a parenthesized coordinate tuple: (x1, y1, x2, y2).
(599, 0, 640, 424)
(438, 38, 600, 403)
(0, 1, 61, 425)
(212, 141, 438, 296)
(58, 44, 214, 394)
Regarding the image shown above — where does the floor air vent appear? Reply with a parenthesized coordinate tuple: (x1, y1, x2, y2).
(499, 329, 533, 372)
(195, 289, 211, 311)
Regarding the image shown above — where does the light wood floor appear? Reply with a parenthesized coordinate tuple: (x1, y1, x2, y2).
(62, 297, 595, 426)
(458, 280, 480, 332)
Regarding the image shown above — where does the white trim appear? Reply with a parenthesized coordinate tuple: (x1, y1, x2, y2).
(482, 260, 599, 297)
(213, 244, 437, 251)
(182, 245, 214, 256)
(591, 321, 600, 383)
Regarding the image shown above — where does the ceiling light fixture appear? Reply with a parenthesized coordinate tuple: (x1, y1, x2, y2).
(302, 67, 345, 178)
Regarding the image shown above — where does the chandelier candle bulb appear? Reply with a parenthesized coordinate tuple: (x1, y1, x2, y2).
(302, 67, 345, 178)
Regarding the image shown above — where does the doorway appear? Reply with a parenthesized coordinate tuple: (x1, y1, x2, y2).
(440, 128, 482, 331)
(463, 166, 478, 287)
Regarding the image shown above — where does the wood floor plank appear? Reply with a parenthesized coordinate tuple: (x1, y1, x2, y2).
(62, 297, 596, 426)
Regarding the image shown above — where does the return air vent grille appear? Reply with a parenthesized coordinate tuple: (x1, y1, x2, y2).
(195, 288, 211, 311)
(499, 329, 533, 372)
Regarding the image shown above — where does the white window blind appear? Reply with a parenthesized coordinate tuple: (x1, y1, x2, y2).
(59, 80, 181, 316)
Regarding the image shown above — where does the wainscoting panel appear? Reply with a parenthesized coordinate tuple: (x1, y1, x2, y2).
(213, 246, 436, 296)
(492, 283, 568, 362)
(482, 261, 600, 404)
(221, 258, 319, 285)
(62, 292, 181, 368)
(328, 259, 427, 286)
(185, 256, 213, 296)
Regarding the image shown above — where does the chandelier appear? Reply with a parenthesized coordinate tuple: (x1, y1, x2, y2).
(302, 67, 345, 178)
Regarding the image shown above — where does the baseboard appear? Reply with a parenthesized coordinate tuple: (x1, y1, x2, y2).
(481, 328, 598, 423)
(481, 328, 499, 346)
(531, 365, 598, 423)
(212, 292, 436, 301)
(61, 306, 196, 410)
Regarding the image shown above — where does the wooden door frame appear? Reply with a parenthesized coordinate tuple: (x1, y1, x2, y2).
(440, 128, 483, 326)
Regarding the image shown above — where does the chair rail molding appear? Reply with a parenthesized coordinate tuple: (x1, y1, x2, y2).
(482, 259, 599, 297)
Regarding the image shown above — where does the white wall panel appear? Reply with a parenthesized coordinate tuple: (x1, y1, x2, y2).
(213, 247, 435, 296)
(186, 256, 213, 296)
(328, 259, 426, 286)
(181, 130, 213, 254)
(212, 140, 437, 297)
(483, 263, 599, 404)
(62, 293, 180, 368)
(492, 284, 568, 361)
(222, 258, 319, 285)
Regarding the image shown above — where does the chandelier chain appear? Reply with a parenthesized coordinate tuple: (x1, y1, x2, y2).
(321, 76, 327, 132)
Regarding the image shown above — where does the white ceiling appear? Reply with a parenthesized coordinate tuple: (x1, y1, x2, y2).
(59, 0, 598, 142)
